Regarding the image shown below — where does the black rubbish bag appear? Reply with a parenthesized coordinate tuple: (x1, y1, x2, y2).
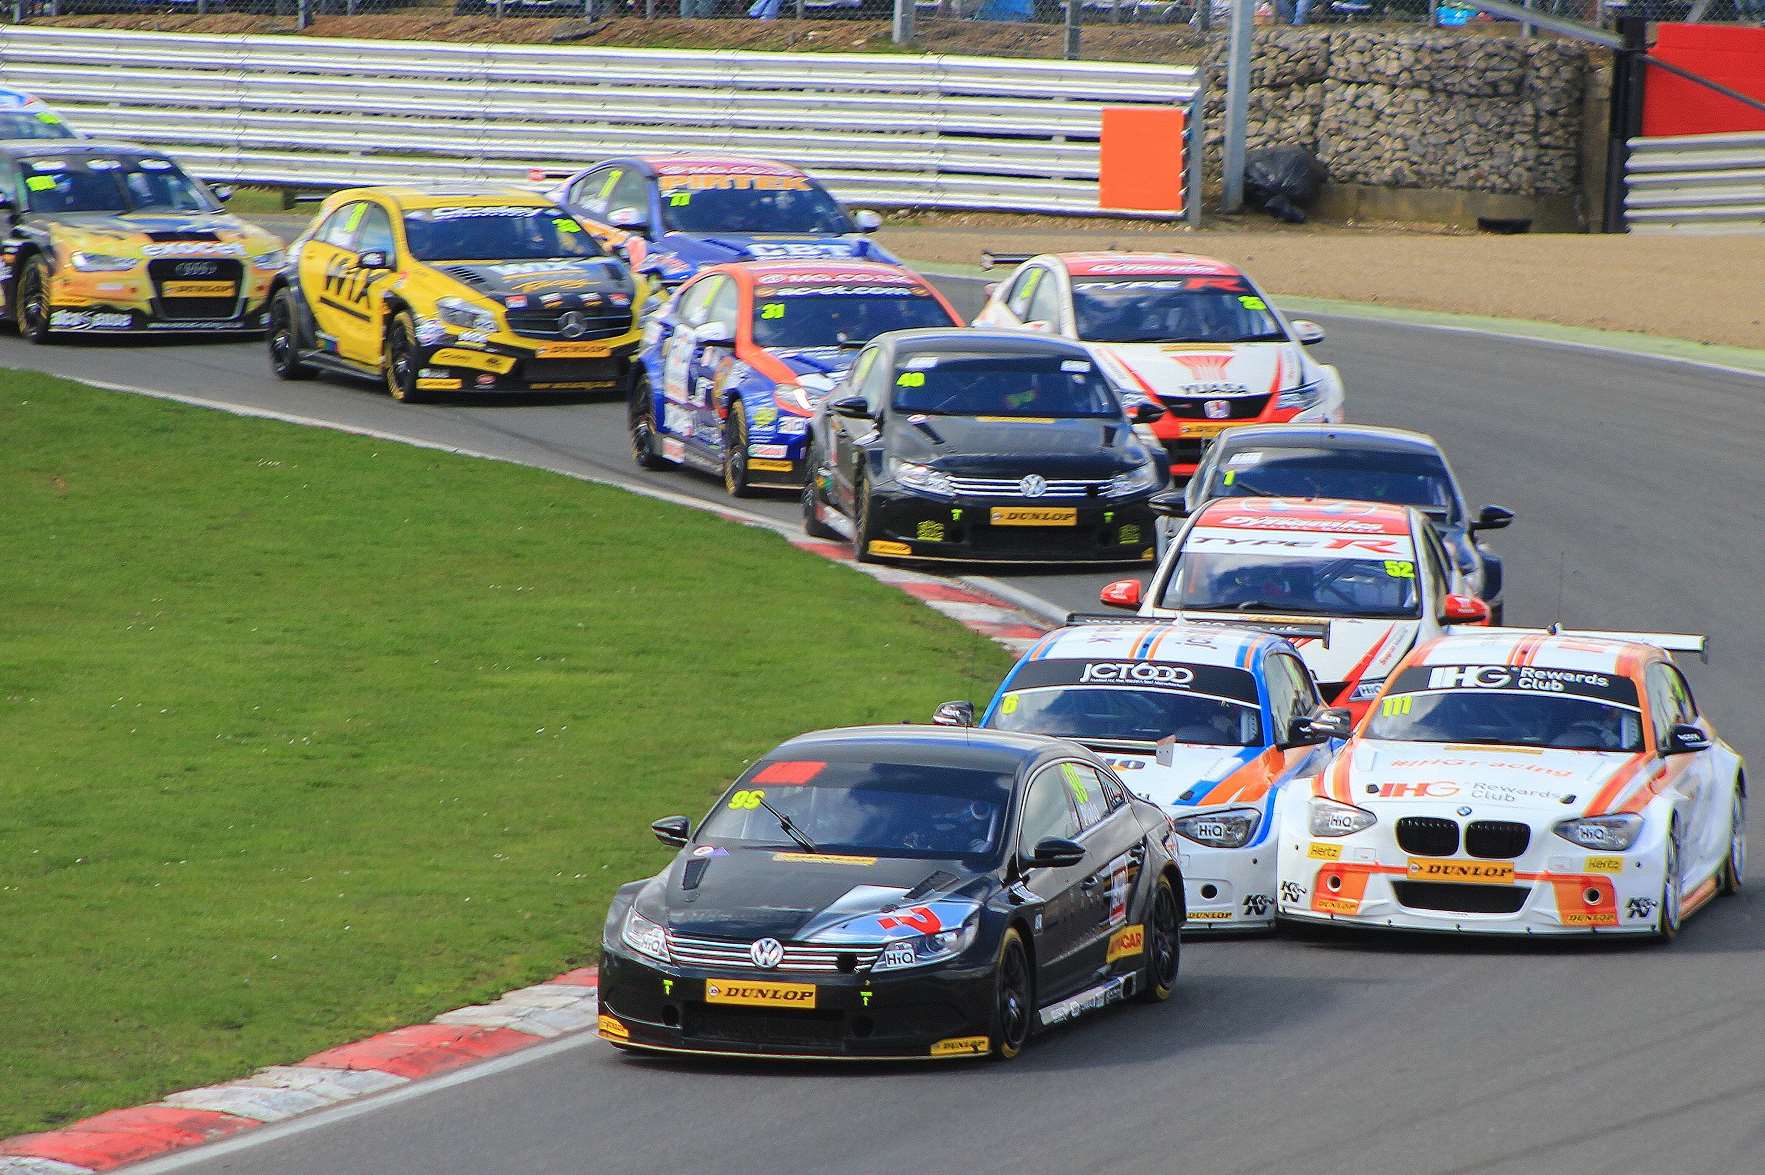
(1243, 147, 1326, 224)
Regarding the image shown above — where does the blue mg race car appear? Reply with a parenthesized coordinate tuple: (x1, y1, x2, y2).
(630, 260, 961, 496)
(935, 619, 1351, 930)
(551, 155, 896, 290)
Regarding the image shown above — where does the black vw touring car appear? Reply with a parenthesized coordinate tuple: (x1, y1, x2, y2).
(598, 726, 1183, 1060)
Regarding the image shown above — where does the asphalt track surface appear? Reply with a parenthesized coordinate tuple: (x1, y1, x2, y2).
(11, 276, 1764, 1175)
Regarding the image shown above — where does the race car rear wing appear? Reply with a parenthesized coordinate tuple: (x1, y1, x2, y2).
(1446, 625, 1709, 663)
(980, 251, 1035, 270)
(1063, 613, 1333, 648)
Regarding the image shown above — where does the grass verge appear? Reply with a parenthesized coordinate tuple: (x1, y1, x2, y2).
(0, 371, 1012, 1137)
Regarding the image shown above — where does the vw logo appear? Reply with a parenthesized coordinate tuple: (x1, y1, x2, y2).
(1019, 474, 1048, 498)
(1457, 806, 1474, 817)
(1204, 399, 1231, 420)
(558, 310, 589, 339)
(749, 937, 784, 969)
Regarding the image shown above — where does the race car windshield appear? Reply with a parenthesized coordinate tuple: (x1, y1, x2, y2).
(1213, 449, 1458, 521)
(1363, 692, 1643, 752)
(750, 293, 954, 349)
(0, 111, 76, 140)
(696, 759, 1013, 861)
(1162, 552, 1422, 619)
(658, 177, 851, 234)
(891, 355, 1120, 418)
(1071, 277, 1287, 344)
(988, 687, 1262, 746)
(402, 207, 604, 262)
(19, 156, 215, 214)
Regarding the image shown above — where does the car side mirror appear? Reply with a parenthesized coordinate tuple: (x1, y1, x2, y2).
(694, 320, 734, 346)
(830, 394, 872, 420)
(1441, 593, 1492, 625)
(1289, 708, 1352, 745)
(1663, 723, 1711, 756)
(1131, 401, 1166, 424)
(651, 815, 690, 847)
(211, 184, 234, 203)
(1290, 319, 1326, 345)
(1028, 837, 1085, 869)
(1148, 489, 1188, 517)
(933, 700, 976, 728)
(608, 206, 649, 234)
(1098, 578, 1143, 609)
(851, 209, 883, 233)
(1471, 504, 1515, 533)
(356, 249, 391, 271)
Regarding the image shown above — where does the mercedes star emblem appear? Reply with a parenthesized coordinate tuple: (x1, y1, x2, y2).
(558, 310, 589, 339)
(1019, 474, 1048, 498)
(749, 937, 784, 969)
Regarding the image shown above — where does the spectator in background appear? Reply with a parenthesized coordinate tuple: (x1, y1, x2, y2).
(1275, 0, 1313, 22)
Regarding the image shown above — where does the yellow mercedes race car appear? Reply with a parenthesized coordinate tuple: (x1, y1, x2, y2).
(269, 186, 646, 402)
(0, 140, 282, 340)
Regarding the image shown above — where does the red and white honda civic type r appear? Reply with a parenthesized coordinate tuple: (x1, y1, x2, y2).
(1277, 628, 1745, 940)
(974, 251, 1345, 480)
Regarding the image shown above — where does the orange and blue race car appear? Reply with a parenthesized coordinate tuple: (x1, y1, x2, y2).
(629, 260, 960, 496)
(550, 155, 893, 291)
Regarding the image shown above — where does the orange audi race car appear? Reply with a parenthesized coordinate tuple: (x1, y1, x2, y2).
(1278, 628, 1745, 940)
(0, 140, 282, 340)
(269, 187, 644, 402)
(632, 259, 960, 495)
(974, 251, 1346, 479)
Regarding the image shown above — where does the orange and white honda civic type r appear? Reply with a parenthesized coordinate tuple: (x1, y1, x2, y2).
(1277, 629, 1746, 940)
(973, 252, 1345, 480)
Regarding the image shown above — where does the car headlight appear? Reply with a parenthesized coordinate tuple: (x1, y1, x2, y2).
(436, 296, 499, 335)
(1105, 462, 1162, 498)
(1310, 797, 1377, 837)
(870, 915, 978, 972)
(1348, 678, 1386, 702)
(250, 249, 286, 271)
(1553, 814, 1643, 852)
(1275, 380, 1324, 411)
(1172, 806, 1261, 849)
(69, 250, 136, 272)
(620, 907, 671, 964)
(890, 458, 953, 497)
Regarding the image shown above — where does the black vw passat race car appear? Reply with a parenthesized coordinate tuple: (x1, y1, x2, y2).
(598, 726, 1184, 1061)
(800, 329, 1169, 564)
(1178, 423, 1515, 621)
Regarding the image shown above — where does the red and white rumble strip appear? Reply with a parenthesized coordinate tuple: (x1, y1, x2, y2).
(0, 382, 1058, 1172)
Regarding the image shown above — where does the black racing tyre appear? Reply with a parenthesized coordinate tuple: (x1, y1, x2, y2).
(1654, 823, 1684, 943)
(989, 927, 1033, 1060)
(852, 472, 882, 563)
(267, 288, 314, 381)
(17, 256, 54, 344)
(1720, 786, 1745, 896)
(800, 437, 842, 540)
(1137, 872, 1181, 1003)
(629, 373, 669, 471)
(721, 401, 753, 498)
(384, 312, 426, 404)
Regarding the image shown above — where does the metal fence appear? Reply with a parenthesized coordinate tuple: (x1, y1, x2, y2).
(0, 25, 1199, 215)
(1624, 131, 1765, 232)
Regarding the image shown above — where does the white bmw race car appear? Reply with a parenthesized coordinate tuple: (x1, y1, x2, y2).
(1278, 628, 1745, 939)
(974, 251, 1344, 480)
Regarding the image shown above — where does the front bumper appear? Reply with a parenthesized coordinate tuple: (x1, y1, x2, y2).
(40, 264, 273, 334)
(412, 330, 640, 394)
(859, 486, 1160, 565)
(1176, 839, 1279, 930)
(596, 946, 998, 1060)
(1275, 824, 1668, 936)
(1149, 401, 1341, 479)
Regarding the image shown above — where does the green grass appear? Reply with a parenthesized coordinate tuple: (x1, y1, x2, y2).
(0, 372, 1012, 1137)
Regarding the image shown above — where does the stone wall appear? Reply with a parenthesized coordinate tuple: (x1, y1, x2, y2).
(1204, 29, 1591, 200)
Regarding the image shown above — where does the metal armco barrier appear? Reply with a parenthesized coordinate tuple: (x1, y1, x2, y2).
(0, 26, 1198, 217)
(1625, 131, 1765, 233)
